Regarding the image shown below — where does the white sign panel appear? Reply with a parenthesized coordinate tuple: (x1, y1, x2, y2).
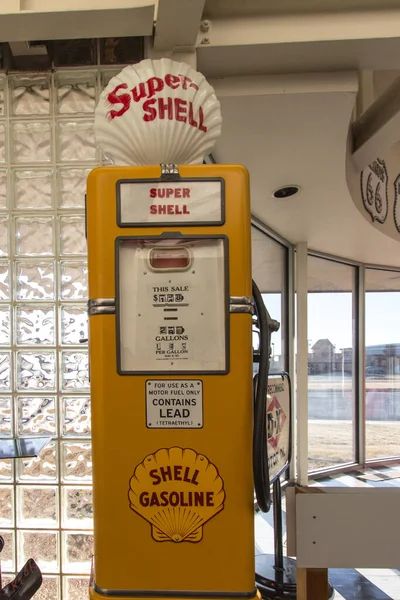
(267, 374, 291, 483)
(118, 180, 223, 225)
(146, 380, 203, 428)
(118, 237, 227, 373)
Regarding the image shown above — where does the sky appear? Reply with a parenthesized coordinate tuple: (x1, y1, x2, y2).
(307, 293, 353, 350)
(365, 293, 400, 347)
(259, 292, 400, 356)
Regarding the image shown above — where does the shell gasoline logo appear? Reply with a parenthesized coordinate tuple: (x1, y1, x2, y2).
(128, 447, 225, 543)
(267, 396, 287, 450)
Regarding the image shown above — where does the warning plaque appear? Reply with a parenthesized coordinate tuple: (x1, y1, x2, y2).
(146, 380, 203, 428)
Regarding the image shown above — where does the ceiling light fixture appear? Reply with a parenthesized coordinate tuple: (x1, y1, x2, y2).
(272, 185, 301, 199)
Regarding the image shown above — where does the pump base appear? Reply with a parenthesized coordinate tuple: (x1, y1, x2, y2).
(89, 563, 262, 600)
(89, 586, 262, 600)
(255, 555, 335, 599)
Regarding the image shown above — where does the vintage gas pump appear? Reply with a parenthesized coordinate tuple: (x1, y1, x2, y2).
(87, 161, 260, 599)
(86, 58, 272, 600)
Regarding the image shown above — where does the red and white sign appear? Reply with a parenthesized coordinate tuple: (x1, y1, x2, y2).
(95, 58, 222, 166)
(267, 395, 287, 450)
(266, 374, 291, 483)
(118, 180, 223, 224)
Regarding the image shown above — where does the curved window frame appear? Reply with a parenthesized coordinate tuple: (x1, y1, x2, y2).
(306, 251, 400, 478)
(251, 222, 400, 480)
(251, 218, 295, 479)
(306, 251, 360, 476)
(364, 265, 400, 464)
(251, 218, 294, 376)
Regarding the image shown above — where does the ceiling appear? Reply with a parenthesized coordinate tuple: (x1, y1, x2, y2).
(197, 1, 400, 78)
(2, 0, 400, 272)
(0, 2, 154, 42)
(252, 223, 400, 293)
(194, 0, 400, 274)
(204, 0, 400, 17)
(210, 73, 400, 268)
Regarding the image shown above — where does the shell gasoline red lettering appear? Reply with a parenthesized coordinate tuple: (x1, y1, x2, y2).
(106, 75, 207, 132)
(128, 447, 225, 543)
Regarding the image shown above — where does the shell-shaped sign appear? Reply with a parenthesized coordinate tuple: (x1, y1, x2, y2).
(95, 58, 222, 166)
(128, 447, 225, 543)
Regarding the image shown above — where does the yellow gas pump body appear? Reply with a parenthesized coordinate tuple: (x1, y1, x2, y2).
(87, 164, 256, 600)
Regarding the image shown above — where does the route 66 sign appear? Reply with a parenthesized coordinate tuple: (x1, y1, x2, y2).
(360, 158, 389, 224)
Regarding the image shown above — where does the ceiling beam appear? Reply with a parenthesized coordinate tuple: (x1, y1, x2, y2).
(154, 0, 206, 51)
(352, 75, 400, 171)
(0, 1, 155, 41)
(208, 71, 358, 98)
(196, 9, 400, 77)
(205, 10, 400, 48)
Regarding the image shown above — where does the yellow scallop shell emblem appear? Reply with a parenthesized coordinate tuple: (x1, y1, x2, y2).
(128, 447, 225, 543)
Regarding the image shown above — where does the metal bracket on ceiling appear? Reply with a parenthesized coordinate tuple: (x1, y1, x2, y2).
(160, 163, 180, 181)
(198, 19, 212, 46)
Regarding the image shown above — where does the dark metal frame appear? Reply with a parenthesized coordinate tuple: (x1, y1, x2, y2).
(116, 177, 226, 228)
(115, 233, 231, 376)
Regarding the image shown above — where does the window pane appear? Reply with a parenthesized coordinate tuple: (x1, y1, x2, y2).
(9, 74, 51, 116)
(17, 441, 58, 482)
(366, 268, 400, 460)
(17, 530, 59, 572)
(0, 69, 98, 596)
(15, 261, 55, 300)
(15, 216, 54, 257)
(11, 121, 52, 163)
(0, 123, 7, 163)
(252, 227, 287, 373)
(308, 256, 355, 471)
(13, 169, 53, 210)
(16, 305, 55, 346)
(16, 396, 57, 437)
(0, 486, 14, 526)
(61, 531, 93, 574)
(17, 485, 58, 528)
(55, 71, 96, 115)
(63, 576, 90, 600)
(0, 397, 12, 436)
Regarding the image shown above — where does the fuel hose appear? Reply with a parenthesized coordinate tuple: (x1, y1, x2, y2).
(252, 279, 271, 513)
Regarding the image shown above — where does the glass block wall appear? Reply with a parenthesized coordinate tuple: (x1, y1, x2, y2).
(0, 69, 117, 600)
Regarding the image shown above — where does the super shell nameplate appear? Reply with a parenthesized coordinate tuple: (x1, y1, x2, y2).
(128, 447, 225, 543)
